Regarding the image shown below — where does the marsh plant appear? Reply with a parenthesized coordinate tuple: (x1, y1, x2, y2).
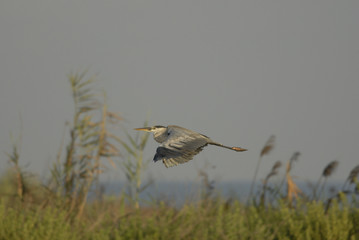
(117, 123, 152, 209)
(248, 135, 275, 203)
(48, 72, 122, 218)
(314, 160, 339, 200)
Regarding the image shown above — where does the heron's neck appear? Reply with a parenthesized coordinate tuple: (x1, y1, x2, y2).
(153, 128, 168, 143)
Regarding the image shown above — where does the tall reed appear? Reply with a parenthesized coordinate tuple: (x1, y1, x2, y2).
(247, 135, 275, 203)
(313, 160, 339, 200)
(117, 122, 151, 209)
(48, 72, 122, 218)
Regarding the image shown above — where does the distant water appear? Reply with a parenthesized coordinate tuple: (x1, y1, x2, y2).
(97, 180, 347, 206)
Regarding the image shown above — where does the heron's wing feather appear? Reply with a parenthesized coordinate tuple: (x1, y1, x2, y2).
(154, 146, 205, 167)
(153, 128, 210, 167)
(166, 126, 210, 150)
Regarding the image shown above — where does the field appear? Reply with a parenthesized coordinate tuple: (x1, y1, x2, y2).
(0, 196, 358, 240)
(1, 73, 358, 239)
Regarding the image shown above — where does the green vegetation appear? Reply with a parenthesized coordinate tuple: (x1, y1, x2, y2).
(0, 196, 358, 239)
(1, 72, 358, 239)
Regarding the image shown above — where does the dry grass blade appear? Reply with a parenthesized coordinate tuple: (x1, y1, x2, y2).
(286, 161, 302, 204)
(260, 135, 275, 157)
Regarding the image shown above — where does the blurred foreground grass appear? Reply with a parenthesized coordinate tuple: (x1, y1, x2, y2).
(1, 72, 358, 239)
(0, 195, 358, 239)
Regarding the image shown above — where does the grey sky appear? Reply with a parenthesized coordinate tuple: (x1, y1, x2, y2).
(1, 0, 358, 183)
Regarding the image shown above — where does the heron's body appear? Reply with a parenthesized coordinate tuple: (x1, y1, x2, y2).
(135, 125, 247, 168)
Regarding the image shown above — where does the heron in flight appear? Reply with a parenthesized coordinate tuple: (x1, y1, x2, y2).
(135, 125, 247, 168)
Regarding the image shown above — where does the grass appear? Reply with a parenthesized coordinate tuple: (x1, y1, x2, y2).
(1, 72, 359, 239)
(0, 196, 358, 239)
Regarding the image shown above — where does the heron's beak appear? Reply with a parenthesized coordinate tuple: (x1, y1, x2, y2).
(134, 127, 152, 132)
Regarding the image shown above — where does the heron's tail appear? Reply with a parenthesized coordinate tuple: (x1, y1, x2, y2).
(209, 142, 247, 152)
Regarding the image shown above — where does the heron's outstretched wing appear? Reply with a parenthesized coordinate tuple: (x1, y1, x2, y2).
(153, 126, 210, 167)
(153, 147, 203, 167)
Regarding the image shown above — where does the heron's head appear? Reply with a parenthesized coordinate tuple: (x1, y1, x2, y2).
(134, 125, 167, 133)
(134, 125, 168, 143)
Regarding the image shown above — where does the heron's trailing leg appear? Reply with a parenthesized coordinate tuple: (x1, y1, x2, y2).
(209, 142, 247, 152)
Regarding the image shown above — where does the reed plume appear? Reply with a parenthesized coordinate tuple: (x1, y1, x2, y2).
(260, 160, 281, 205)
(313, 160, 339, 200)
(248, 135, 275, 203)
(317, 161, 339, 200)
(348, 165, 359, 184)
(260, 135, 275, 157)
(323, 161, 339, 177)
(342, 165, 359, 190)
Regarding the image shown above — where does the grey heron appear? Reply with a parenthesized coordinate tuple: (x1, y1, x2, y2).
(135, 125, 247, 168)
